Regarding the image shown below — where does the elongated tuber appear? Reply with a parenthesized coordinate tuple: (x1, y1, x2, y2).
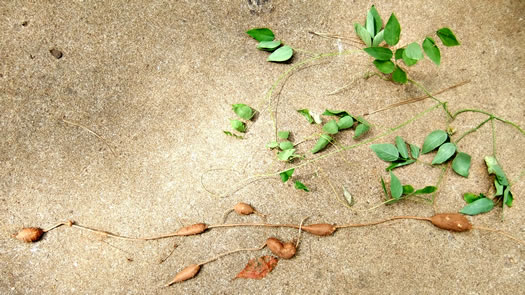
(302, 224, 337, 236)
(175, 223, 208, 236)
(165, 264, 201, 286)
(430, 213, 472, 232)
(234, 203, 255, 215)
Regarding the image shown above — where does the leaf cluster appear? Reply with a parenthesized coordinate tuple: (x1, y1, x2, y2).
(278, 168, 310, 192)
(355, 6, 460, 83)
(225, 103, 256, 138)
(246, 28, 294, 62)
(267, 130, 302, 162)
(380, 171, 436, 204)
(310, 109, 370, 154)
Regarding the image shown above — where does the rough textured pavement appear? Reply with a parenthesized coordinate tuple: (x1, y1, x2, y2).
(1, 1, 524, 294)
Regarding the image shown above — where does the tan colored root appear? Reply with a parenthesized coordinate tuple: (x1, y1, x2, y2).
(198, 243, 267, 266)
(335, 215, 431, 229)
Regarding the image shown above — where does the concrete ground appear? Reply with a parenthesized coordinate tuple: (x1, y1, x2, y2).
(1, 1, 524, 294)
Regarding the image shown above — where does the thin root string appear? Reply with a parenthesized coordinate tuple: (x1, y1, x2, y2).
(208, 223, 300, 230)
(198, 243, 267, 266)
(335, 215, 431, 229)
(159, 243, 178, 264)
(296, 216, 309, 248)
(60, 117, 117, 157)
(472, 226, 525, 246)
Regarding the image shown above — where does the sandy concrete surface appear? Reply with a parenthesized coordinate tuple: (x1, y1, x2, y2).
(1, 0, 524, 294)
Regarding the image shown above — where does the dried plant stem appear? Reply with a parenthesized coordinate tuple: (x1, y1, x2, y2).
(159, 243, 178, 264)
(296, 217, 309, 248)
(198, 243, 267, 266)
(472, 226, 525, 246)
(208, 223, 301, 230)
(60, 117, 117, 157)
(335, 215, 430, 229)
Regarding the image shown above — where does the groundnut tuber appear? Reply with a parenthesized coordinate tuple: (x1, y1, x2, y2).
(166, 264, 201, 286)
(234, 202, 255, 215)
(266, 237, 296, 259)
(175, 223, 208, 236)
(14, 227, 44, 243)
(302, 224, 337, 236)
(430, 213, 472, 232)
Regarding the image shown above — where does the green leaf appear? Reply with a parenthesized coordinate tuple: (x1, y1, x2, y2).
(395, 136, 409, 159)
(322, 109, 350, 117)
(277, 148, 296, 161)
(232, 104, 254, 120)
(370, 144, 399, 162)
(463, 192, 482, 204)
(323, 120, 339, 135)
(503, 187, 513, 207)
(386, 159, 416, 171)
(431, 142, 456, 164)
(436, 27, 460, 47)
(414, 186, 437, 194)
(422, 37, 441, 65)
(403, 185, 415, 195)
(230, 119, 246, 132)
(452, 152, 471, 177)
(373, 60, 395, 74)
(266, 141, 278, 148)
(389, 171, 403, 199)
(364, 47, 393, 61)
(394, 48, 404, 60)
(257, 40, 281, 51)
(372, 30, 384, 47)
(267, 45, 293, 62)
(380, 176, 388, 199)
(421, 130, 448, 154)
(297, 109, 314, 124)
(354, 23, 372, 47)
(368, 5, 383, 36)
(279, 141, 294, 151)
(460, 198, 494, 215)
(494, 180, 504, 196)
(294, 180, 310, 192)
(223, 130, 244, 139)
(401, 50, 418, 67)
(392, 66, 407, 84)
(337, 116, 354, 130)
(246, 28, 275, 42)
(384, 13, 401, 46)
(354, 123, 370, 139)
(409, 144, 420, 159)
(278, 131, 290, 139)
(366, 9, 375, 37)
(311, 134, 332, 154)
(484, 156, 509, 186)
(405, 42, 424, 60)
(280, 168, 294, 183)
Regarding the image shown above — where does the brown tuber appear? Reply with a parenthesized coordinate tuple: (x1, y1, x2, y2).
(430, 213, 472, 232)
(266, 237, 297, 259)
(174, 223, 208, 236)
(166, 264, 201, 286)
(14, 227, 44, 243)
(234, 202, 255, 215)
(302, 224, 337, 236)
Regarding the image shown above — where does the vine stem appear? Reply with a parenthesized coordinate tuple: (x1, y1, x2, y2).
(454, 116, 493, 144)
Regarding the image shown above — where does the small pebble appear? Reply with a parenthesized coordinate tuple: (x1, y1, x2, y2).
(50, 48, 63, 59)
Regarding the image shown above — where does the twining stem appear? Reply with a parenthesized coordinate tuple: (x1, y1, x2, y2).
(454, 116, 493, 144)
(491, 118, 497, 157)
(432, 166, 448, 212)
(198, 243, 267, 266)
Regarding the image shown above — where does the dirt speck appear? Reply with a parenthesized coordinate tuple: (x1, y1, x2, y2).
(50, 48, 63, 59)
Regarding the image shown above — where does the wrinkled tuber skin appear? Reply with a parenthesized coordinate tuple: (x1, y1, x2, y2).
(14, 227, 45, 243)
(302, 224, 337, 236)
(266, 237, 296, 259)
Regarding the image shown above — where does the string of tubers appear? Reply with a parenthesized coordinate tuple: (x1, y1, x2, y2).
(12, 202, 524, 286)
